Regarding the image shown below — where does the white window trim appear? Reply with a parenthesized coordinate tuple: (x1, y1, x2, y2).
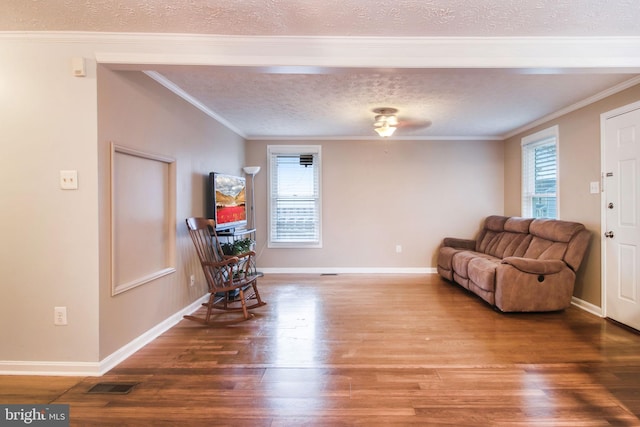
(521, 125, 560, 219)
(267, 145, 323, 249)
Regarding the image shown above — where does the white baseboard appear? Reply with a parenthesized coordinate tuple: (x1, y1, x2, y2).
(0, 295, 209, 377)
(0, 291, 602, 376)
(97, 294, 209, 375)
(571, 296, 603, 317)
(0, 360, 101, 377)
(259, 267, 437, 274)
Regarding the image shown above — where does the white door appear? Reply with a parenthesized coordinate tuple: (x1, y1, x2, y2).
(603, 103, 640, 331)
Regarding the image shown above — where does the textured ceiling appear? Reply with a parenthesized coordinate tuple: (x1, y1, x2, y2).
(160, 68, 634, 138)
(4, 0, 640, 37)
(4, 0, 640, 139)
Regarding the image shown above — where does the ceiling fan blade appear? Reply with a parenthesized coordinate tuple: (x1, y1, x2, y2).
(397, 119, 432, 131)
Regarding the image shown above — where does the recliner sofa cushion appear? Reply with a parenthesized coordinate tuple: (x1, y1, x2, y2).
(452, 251, 496, 280)
(529, 218, 591, 272)
(437, 247, 459, 280)
(529, 218, 583, 242)
(504, 217, 533, 233)
(468, 257, 501, 293)
(484, 232, 532, 259)
(477, 217, 533, 259)
(523, 237, 567, 261)
(484, 215, 509, 232)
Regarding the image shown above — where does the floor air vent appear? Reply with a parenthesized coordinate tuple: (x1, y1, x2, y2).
(87, 383, 138, 394)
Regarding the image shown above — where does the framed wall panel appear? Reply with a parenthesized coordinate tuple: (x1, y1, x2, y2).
(111, 143, 176, 295)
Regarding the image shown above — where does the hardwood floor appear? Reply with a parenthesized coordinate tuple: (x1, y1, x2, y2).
(2, 274, 640, 426)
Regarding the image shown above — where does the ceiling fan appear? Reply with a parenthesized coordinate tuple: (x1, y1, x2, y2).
(372, 107, 432, 137)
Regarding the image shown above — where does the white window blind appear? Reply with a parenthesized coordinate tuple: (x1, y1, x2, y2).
(521, 126, 559, 219)
(268, 145, 322, 247)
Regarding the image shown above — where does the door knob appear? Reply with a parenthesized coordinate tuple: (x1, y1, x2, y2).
(608, 202, 614, 209)
(604, 231, 615, 238)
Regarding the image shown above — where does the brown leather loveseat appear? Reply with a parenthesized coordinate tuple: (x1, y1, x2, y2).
(437, 215, 590, 312)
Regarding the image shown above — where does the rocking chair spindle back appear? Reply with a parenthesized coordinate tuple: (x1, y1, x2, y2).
(184, 217, 266, 325)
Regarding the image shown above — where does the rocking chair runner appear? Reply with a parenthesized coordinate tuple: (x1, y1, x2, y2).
(185, 217, 266, 325)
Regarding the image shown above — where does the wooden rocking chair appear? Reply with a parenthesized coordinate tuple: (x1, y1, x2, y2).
(184, 217, 266, 325)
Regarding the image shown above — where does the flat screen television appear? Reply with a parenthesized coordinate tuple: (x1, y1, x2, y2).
(207, 172, 247, 231)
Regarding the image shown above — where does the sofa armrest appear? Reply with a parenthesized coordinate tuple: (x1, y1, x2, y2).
(501, 257, 566, 275)
(443, 237, 476, 250)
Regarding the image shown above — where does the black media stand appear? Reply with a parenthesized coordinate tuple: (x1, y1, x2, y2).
(216, 228, 262, 277)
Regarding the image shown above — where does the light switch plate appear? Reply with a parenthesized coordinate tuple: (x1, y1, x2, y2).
(589, 181, 599, 194)
(71, 57, 86, 77)
(60, 170, 78, 190)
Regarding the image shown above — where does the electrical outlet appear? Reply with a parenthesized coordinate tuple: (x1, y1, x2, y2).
(60, 170, 78, 190)
(396, 245, 402, 253)
(190, 274, 195, 287)
(54, 307, 67, 326)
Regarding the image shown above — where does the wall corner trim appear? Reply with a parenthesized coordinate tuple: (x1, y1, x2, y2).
(0, 295, 209, 377)
(259, 267, 437, 274)
(571, 296, 603, 317)
(98, 295, 209, 375)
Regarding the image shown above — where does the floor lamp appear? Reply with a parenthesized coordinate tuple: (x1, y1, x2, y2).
(242, 166, 260, 230)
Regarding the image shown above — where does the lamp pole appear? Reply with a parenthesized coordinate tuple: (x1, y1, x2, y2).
(243, 166, 261, 277)
(242, 166, 261, 230)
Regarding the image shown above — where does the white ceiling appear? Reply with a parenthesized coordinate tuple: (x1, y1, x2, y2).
(4, 0, 640, 139)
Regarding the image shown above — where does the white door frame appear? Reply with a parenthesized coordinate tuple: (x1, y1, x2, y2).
(600, 99, 640, 318)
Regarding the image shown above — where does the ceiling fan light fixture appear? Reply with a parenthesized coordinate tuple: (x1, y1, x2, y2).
(372, 107, 398, 137)
(374, 121, 396, 137)
(382, 115, 399, 126)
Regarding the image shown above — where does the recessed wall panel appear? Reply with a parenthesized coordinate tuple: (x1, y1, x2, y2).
(618, 159, 637, 227)
(111, 144, 176, 295)
(618, 244, 638, 302)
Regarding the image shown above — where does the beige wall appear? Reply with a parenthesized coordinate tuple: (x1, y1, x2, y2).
(97, 67, 246, 358)
(504, 83, 640, 307)
(246, 138, 504, 271)
(0, 38, 100, 363)
(0, 36, 247, 367)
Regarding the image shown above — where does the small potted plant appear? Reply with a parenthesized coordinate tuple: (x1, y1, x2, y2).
(221, 237, 254, 256)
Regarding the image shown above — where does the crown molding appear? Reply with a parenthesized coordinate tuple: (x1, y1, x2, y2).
(3, 32, 640, 71)
(247, 135, 503, 142)
(100, 35, 640, 71)
(502, 75, 640, 140)
(143, 71, 246, 138)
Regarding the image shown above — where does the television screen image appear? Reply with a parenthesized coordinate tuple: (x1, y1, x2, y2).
(208, 173, 247, 231)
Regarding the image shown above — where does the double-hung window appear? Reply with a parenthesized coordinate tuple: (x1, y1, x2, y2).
(267, 145, 322, 248)
(521, 125, 559, 219)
